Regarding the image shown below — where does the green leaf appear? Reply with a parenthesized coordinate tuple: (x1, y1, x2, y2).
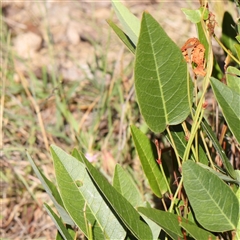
(134, 12, 190, 133)
(226, 66, 240, 94)
(181, 7, 209, 24)
(138, 207, 184, 239)
(79, 151, 153, 240)
(51, 147, 102, 238)
(139, 212, 161, 240)
(27, 152, 74, 225)
(44, 203, 74, 240)
(210, 77, 240, 144)
(138, 202, 161, 239)
(111, 0, 140, 46)
(107, 20, 135, 54)
(71, 148, 84, 163)
(51, 145, 125, 240)
(182, 160, 239, 232)
(180, 220, 216, 240)
(199, 114, 236, 179)
(131, 125, 168, 198)
(56, 231, 64, 240)
(181, 8, 201, 23)
(113, 164, 143, 207)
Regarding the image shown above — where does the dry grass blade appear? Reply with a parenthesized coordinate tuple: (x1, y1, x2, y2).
(16, 69, 49, 152)
(78, 96, 100, 133)
(0, 72, 5, 159)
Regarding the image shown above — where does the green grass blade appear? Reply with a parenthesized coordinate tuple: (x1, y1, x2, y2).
(182, 161, 239, 232)
(134, 12, 190, 133)
(44, 203, 74, 240)
(113, 164, 143, 207)
(111, 0, 140, 46)
(210, 77, 240, 144)
(131, 125, 168, 198)
(79, 151, 153, 240)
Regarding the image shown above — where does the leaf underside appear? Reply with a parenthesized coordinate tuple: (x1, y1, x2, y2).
(134, 12, 190, 133)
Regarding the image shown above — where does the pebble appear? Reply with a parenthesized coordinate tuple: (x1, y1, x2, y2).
(66, 21, 80, 45)
(14, 32, 42, 58)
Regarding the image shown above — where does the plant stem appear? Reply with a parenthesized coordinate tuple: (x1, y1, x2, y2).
(183, 16, 214, 161)
(169, 177, 183, 213)
(181, 121, 197, 160)
(187, 72, 194, 119)
(183, 106, 204, 161)
(195, 131, 199, 162)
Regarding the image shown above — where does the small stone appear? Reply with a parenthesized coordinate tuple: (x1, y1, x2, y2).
(14, 32, 42, 58)
(66, 22, 80, 45)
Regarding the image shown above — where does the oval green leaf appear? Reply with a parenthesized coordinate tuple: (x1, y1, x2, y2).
(182, 161, 239, 232)
(134, 12, 191, 133)
(79, 150, 153, 240)
(51, 145, 125, 240)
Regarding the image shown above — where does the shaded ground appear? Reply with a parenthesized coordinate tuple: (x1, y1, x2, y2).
(1, 1, 236, 239)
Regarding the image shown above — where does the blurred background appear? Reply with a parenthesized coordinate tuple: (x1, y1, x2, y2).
(1, 1, 236, 239)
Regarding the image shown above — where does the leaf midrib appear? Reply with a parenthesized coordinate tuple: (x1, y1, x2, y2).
(146, 18, 168, 124)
